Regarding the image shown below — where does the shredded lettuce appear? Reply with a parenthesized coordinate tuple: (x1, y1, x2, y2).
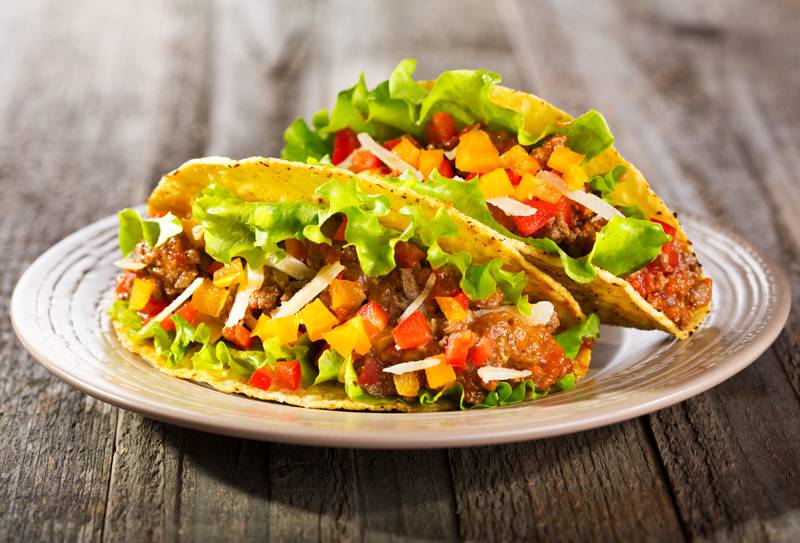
(118, 208, 183, 256)
(555, 314, 600, 360)
(313, 349, 345, 386)
(590, 216, 669, 276)
(281, 59, 616, 161)
(107, 299, 143, 332)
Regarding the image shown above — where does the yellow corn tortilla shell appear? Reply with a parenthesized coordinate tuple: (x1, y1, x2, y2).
(125, 156, 591, 411)
(425, 84, 710, 338)
(148, 156, 585, 329)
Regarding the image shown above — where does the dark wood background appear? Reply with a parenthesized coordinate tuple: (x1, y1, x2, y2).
(2, 0, 798, 541)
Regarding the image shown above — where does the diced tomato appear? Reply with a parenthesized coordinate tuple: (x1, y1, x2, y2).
(649, 218, 679, 269)
(392, 311, 433, 350)
(383, 138, 403, 150)
(512, 198, 558, 236)
(555, 196, 574, 228)
(350, 150, 382, 173)
(506, 169, 522, 186)
(248, 366, 273, 391)
(207, 261, 224, 274)
(424, 112, 457, 145)
(176, 304, 201, 326)
(334, 216, 348, 241)
(358, 356, 382, 386)
(115, 272, 136, 295)
(438, 159, 454, 178)
(357, 301, 390, 337)
(444, 331, 477, 368)
(223, 324, 252, 350)
(332, 128, 360, 165)
(468, 336, 494, 367)
(140, 298, 168, 317)
(284, 238, 308, 261)
(274, 360, 301, 390)
(394, 241, 426, 268)
(453, 291, 470, 310)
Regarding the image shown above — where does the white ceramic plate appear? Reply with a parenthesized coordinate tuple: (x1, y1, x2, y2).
(10, 212, 790, 448)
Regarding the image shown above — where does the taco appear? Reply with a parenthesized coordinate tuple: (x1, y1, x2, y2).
(109, 157, 599, 411)
(282, 60, 712, 338)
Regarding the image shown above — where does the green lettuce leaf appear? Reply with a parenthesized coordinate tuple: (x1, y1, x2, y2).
(590, 216, 669, 276)
(118, 208, 183, 256)
(555, 314, 600, 360)
(343, 356, 396, 404)
(281, 118, 331, 163)
(313, 349, 345, 386)
(107, 300, 143, 332)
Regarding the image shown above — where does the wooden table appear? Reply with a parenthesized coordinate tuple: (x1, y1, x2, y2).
(2, 0, 798, 540)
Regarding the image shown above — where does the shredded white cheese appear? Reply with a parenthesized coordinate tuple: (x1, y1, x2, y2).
(382, 357, 442, 375)
(475, 301, 554, 326)
(266, 254, 313, 280)
(113, 258, 145, 271)
(272, 262, 345, 318)
(224, 266, 265, 328)
(356, 132, 423, 180)
(536, 170, 623, 221)
(477, 366, 532, 382)
(137, 277, 204, 335)
(486, 196, 538, 217)
(397, 272, 437, 324)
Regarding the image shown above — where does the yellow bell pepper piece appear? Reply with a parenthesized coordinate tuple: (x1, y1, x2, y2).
(435, 296, 468, 322)
(322, 316, 372, 358)
(500, 145, 540, 176)
(392, 138, 421, 169)
(425, 359, 457, 389)
(547, 146, 584, 174)
(213, 258, 245, 288)
(393, 372, 420, 397)
(455, 130, 501, 173)
(190, 279, 229, 317)
(128, 278, 156, 311)
(515, 173, 562, 203)
(298, 299, 339, 341)
(251, 314, 300, 345)
(563, 165, 588, 191)
(329, 279, 366, 313)
(418, 149, 445, 178)
(478, 168, 515, 199)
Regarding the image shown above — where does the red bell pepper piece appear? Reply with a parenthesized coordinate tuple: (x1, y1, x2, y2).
(223, 323, 252, 350)
(512, 198, 558, 236)
(248, 366, 273, 391)
(383, 137, 403, 150)
(176, 304, 201, 326)
(358, 356, 382, 386)
(505, 168, 522, 186)
(207, 261, 224, 274)
(332, 128, 360, 165)
(333, 216, 348, 241)
(468, 336, 494, 367)
(394, 241, 426, 268)
(424, 112, 457, 145)
(274, 360, 301, 390)
(444, 331, 477, 368)
(453, 291, 470, 310)
(464, 172, 478, 181)
(650, 218, 678, 268)
(350, 150, 382, 173)
(392, 311, 433, 350)
(357, 301, 390, 337)
(438, 159, 454, 178)
(555, 196, 573, 228)
(140, 298, 168, 318)
(115, 271, 136, 295)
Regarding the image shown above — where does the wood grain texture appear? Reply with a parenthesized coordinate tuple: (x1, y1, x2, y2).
(0, 0, 797, 542)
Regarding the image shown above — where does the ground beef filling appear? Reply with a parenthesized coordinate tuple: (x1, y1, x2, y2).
(625, 239, 711, 328)
(124, 234, 209, 300)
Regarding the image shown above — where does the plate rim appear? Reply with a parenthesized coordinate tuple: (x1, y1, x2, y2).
(10, 213, 792, 448)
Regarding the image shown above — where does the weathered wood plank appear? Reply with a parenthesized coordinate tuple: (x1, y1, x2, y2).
(503, 0, 800, 540)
